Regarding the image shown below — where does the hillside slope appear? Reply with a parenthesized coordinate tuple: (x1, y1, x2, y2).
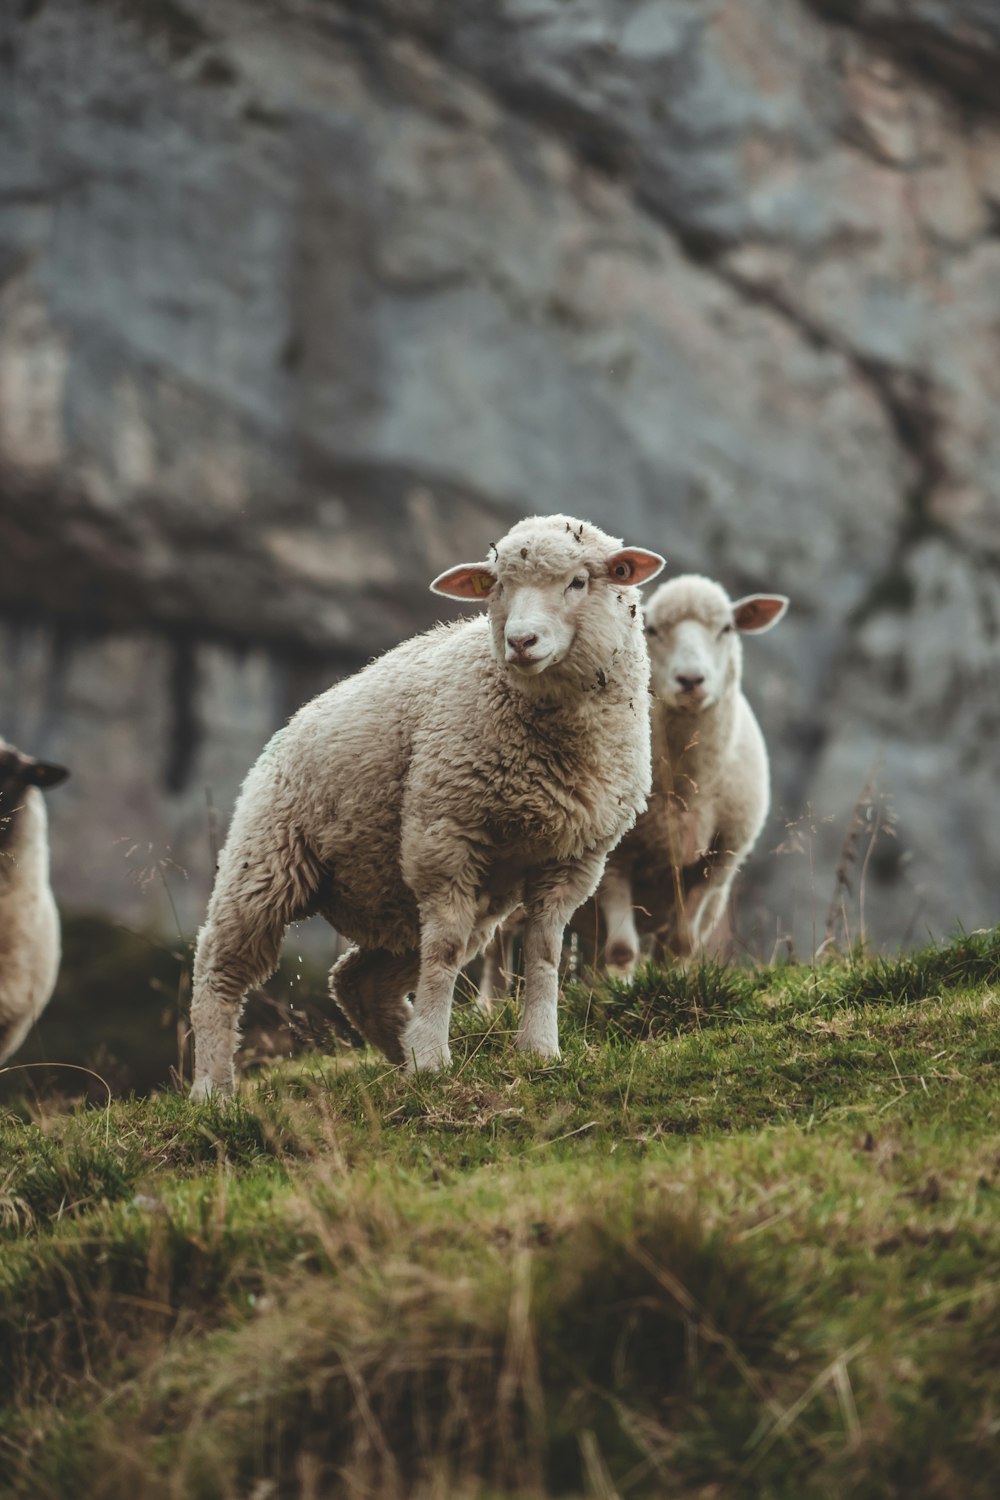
(2, 929, 999, 1497)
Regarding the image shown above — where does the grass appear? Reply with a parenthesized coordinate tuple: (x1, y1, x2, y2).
(3, 913, 341, 1101)
(1, 928, 999, 1496)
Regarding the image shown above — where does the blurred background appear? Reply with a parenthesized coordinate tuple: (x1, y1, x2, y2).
(1, 0, 998, 1085)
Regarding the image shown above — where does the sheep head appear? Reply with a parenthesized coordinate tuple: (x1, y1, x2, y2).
(430, 515, 664, 697)
(0, 739, 69, 849)
(643, 575, 788, 712)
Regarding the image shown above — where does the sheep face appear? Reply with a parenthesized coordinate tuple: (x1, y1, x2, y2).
(431, 515, 664, 696)
(644, 576, 788, 713)
(0, 740, 69, 849)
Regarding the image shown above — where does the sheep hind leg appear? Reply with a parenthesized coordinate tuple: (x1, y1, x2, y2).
(0, 1011, 35, 1068)
(476, 929, 508, 1015)
(330, 947, 420, 1066)
(190, 899, 290, 1102)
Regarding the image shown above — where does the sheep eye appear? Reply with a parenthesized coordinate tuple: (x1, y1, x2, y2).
(568, 575, 588, 591)
(720, 623, 734, 636)
(644, 624, 658, 637)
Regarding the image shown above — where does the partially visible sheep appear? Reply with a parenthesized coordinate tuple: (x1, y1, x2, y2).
(0, 738, 70, 1065)
(594, 576, 788, 972)
(190, 515, 664, 1097)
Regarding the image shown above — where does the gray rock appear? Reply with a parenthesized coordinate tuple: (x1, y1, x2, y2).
(1, 0, 998, 954)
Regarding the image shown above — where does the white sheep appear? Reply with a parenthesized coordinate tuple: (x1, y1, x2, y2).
(190, 515, 664, 1096)
(0, 738, 70, 1066)
(594, 575, 788, 972)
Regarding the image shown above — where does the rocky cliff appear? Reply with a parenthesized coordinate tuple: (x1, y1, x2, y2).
(1, 0, 998, 950)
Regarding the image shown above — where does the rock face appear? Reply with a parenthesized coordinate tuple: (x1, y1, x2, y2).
(1, 0, 997, 951)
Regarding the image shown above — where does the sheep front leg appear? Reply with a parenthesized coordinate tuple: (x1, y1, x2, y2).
(519, 854, 606, 1059)
(477, 928, 508, 1013)
(675, 846, 739, 961)
(401, 893, 478, 1072)
(597, 860, 641, 977)
(690, 863, 739, 955)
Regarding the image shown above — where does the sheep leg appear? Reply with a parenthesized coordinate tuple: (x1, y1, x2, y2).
(597, 862, 640, 978)
(518, 854, 605, 1059)
(477, 928, 509, 1013)
(190, 815, 328, 1099)
(0, 1011, 35, 1069)
(401, 897, 478, 1072)
(330, 946, 420, 1064)
(676, 860, 736, 961)
(690, 867, 738, 955)
(190, 899, 289, 1101)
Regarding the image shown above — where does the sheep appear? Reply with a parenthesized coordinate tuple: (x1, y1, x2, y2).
(0, 738, 70, 1066)
(189, 515, 665, 1097)
(591, 574, 788, 974)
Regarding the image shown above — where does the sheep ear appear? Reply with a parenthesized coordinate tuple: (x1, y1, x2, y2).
(606, 549, 666, 586)
(22, 759, 70, 789)
(430, 563, 497, 601)
(732, 595, 789, 634)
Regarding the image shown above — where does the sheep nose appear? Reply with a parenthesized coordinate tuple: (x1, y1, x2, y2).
(507, 632, 539, 655)
(676, 673, 705, 693)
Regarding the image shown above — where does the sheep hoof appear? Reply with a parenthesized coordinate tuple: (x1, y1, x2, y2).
(404, 1044, 452, 1074)
(515, 1033, 561, 1062)
(190, 1075, 234, 1103)
(401, 1016, 452, 1073)
(605, 941, 638, 979)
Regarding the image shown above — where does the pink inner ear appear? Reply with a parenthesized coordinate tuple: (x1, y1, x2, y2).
(606, 548, 666, 586)
(733, 595, 789, 633)
(430, 564, 497, 600)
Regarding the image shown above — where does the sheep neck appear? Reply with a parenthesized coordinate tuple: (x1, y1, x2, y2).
(0, 784, 44, 868)
(652, 689, 739, 788)
(0, 779, 26, 855)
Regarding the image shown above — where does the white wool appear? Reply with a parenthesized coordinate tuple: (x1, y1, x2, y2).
(596, 574, 788, 971)
(0, 740, 67, 1065)
(190, 514, 664, 1095)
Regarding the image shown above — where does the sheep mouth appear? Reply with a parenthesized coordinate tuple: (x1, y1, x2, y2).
(505, 650, 553, 675)
(658, 685, 711, 710)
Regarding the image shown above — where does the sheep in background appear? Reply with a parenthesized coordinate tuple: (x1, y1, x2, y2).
(595, 576, 788, 974)
(0, 738, 70, 1065)
(190, 515, 664, 1097)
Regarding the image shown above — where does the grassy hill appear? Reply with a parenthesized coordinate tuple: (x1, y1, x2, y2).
(2, 929, 999, 1498)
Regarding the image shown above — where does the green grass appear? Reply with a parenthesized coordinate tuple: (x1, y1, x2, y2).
(2, 929, 1000, 1497)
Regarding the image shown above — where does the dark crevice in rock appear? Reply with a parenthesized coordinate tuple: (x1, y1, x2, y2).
(164, 635, 201, 796)
(710, 269, 947, 535)
(804, 0, 1000, 116)
(718, 272, 836, 353)
(323, 0, 952, 529)
(0, 447, 513, 656)
(39, 622, 74, 751)
(81, 0, 212, 60)
(329, 0, 728, 262)
(0, 596, 361, 680)
(853, 362, 948, 520)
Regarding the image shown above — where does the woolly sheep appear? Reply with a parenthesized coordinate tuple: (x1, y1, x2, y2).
(189, 515, 664, 1097)
(595, 575, 788, 972)
(0, 738, 70, 1065)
